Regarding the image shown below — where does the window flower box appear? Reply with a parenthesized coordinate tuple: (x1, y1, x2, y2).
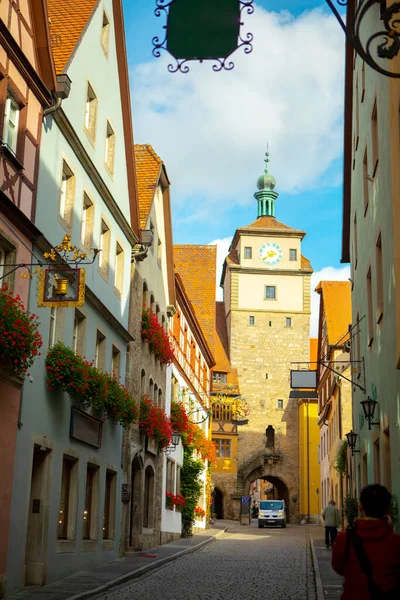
(141, 308, 174, 365)
(0, 283, 42, 378)
(139, 394, 172, 450)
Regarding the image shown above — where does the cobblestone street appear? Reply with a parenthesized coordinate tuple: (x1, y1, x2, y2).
(93, 522, 316, 600)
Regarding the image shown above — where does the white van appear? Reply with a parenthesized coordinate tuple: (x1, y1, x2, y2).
(258, 500, 286, 528)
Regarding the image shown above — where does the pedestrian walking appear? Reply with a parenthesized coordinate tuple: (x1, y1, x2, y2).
(332, 484, 400, 599)
(322, 499, 341, 549)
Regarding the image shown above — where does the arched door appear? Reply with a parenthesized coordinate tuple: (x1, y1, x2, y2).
(213, 488, 223, 519)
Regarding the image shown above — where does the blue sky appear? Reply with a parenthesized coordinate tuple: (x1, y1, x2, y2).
(122, 0, 350, 321)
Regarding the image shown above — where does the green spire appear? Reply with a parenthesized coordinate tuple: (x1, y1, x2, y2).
(254, 150, 279, 218)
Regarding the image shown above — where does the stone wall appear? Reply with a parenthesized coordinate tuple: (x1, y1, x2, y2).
(227, 309, 310, 522)
(121, 266, 168, 553)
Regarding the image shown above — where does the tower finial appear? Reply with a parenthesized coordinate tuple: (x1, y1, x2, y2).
(255, 146, 279, 218)
(264, 146, 269, 174)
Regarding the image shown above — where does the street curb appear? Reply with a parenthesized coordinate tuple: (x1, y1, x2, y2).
(308, 530, 324, 600)
(66, 528, 227, 600)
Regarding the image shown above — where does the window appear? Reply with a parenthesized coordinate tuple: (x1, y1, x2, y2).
(289, 249, 297, 261)
(98, 219, 110, 276)
(149, 378, 154, 400)
(58, 455, 78, 540)
(3, 92, 19, 153)
(84, 82, 98, 142)
(95, 330, 106, 370)
(353, 213, 358, 269)
(213, 372, 227, 384)
(104, 121, 115, 176)
(371, 100, 379, 176)
(376, 233, 383, 323)
(373, 439, 381, 484)
(363, 149, 369, 215)
(59, 161, 75, 226)
(81, 193, 94, 247)
(154, 384, 158, 405)
(285, 317, 292, 327)
(214, 438, 231, 458)
(157, 237, 162, 266)
(244, 247, 252, 259)
(265, 286, 276, 300)
(149, 221, 155, 254)
(111, 346, 121, 378)
(366, 267, 373, 346)
(100, 11, 110, 56)
(277, 399, 283, 409)
(249, 315, 255, 326)
(72, 309, 86, 355)
(266, 425, 275, 449)
(114, 242, 124, 294)
(103, 470, 116, 539)
(49, 307, 57, 348)
(83, 464, 99, 540)
(212, 403, 232, 422)
(0, 247, 5, 281)
(140, 369, 146, 396)
(176, 465, 181, 495)
(0, 235, 16, 290)
(143, 466, 155, 528)
(166, 458, 175, 495)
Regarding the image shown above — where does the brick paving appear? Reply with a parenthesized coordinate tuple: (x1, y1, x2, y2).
(91, 521, 316, 600)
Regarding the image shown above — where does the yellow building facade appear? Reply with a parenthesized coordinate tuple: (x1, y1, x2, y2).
(298, 339, 320, 522)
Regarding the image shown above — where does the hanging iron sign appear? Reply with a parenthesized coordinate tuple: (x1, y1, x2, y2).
(153, 0, 254, 72)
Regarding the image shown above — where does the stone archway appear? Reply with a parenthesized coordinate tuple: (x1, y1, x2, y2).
(256, 475, 291, 521)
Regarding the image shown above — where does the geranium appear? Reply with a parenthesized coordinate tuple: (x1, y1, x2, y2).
(171, 400, 189, 434)
(0, 283, 42, 376)
(194, 506, 206, 519)
(166, 492, 186, 509)
(141, 307, 174, 365)
(181, 422, 216, 464)
(46, 343, 138, 428)
(139, 394, 172, 449)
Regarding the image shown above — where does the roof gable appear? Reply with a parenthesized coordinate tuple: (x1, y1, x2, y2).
(47, 0, 99, 74)
(173, 245, 216, 353)
(316, 281, 352, 346)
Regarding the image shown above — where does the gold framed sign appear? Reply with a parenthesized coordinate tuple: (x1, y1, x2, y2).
(37, 267, 86, 307)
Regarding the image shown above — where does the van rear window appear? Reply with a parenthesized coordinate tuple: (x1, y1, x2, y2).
(259, 501, 283, 510)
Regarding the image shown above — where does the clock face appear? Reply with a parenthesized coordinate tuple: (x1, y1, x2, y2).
(259, 242, 283, 265)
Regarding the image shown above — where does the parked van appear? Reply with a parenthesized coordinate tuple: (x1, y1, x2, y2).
(258, 500, 286, 528)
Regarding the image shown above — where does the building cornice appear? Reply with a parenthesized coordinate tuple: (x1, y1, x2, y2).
(53, 109, 138, 247)
(228, 266, 313, 276)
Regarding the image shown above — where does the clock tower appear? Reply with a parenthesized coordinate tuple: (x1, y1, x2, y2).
(219, 152, 313, 522)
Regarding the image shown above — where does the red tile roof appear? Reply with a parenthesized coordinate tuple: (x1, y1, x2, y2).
(47, 0, 98, 74)
(310, 338, 318, 368)
(214, 301, 240, 391)
(301, 255, 313, 272)
(134, 144, 162, 230)
(174, 245, 216, 353)
(316, 281, 352, 346)
(245, 216, 292, 230)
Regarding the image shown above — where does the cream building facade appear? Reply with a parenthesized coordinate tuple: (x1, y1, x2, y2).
(220, 155, 313, 522)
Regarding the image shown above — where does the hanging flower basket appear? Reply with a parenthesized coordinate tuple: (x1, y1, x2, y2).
(0, 283, 42, 377)
(141, 307, 174, 365)
(139, 394, 172, 449)
(171, 400, 189, 434)
(194, 506, 206, 519)
(181, 422, 216, 464)
(46, 343, 138, 428)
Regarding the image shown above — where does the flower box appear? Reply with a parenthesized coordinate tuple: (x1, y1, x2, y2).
(139, 395, 172, 450)
(141, 308, 174, 365)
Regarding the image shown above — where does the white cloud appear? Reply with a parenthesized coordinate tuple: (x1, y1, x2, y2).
(131, 5, 344, 222)
(310, 265, 351, 337)
(209, 236, 233, 300)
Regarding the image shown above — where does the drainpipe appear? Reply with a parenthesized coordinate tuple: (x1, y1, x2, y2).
(43, 74, 72, 118)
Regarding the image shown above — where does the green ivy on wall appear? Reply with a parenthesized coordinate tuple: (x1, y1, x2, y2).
(335, 439, 348, 476)
(181, 447, 204, 537)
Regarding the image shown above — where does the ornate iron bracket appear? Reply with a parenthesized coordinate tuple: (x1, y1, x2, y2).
(325, 0, 400, 78)
(152, 0, 254, 73)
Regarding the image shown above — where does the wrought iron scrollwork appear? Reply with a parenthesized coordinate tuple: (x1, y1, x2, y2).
(152, 0, 254, 73)
(326, 0, 400, 78)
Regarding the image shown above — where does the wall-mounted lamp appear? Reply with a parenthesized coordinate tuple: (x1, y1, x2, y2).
(345, 430, 360, 456)
(360, 397, 380, 430)
(171, 431, 181, 447)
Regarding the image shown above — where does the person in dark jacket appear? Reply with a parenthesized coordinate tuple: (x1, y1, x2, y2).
(332, 484, 400, 599)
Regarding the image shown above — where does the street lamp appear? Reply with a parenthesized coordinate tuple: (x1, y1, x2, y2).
(360, 397, 380, 430)
(172, 431, 181, 447)
(345, 430, 360, 456)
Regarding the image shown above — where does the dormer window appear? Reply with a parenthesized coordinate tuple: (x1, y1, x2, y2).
(213, 372, 227, 384)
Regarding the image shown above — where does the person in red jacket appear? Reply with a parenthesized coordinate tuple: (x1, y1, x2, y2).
(332, 484, 400, 599)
